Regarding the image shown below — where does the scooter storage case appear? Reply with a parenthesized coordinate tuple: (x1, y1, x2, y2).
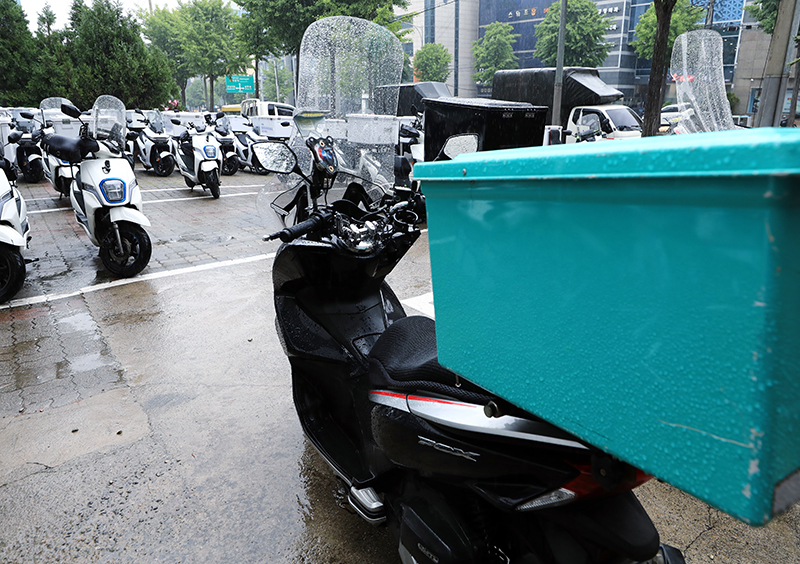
(412, 128, 800, 525)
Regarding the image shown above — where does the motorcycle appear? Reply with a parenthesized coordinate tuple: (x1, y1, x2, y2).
(205, 113, 239, 176)
(128, 109, 175, 176)
(252, 16, 686, 564)
(231, 118, 273, 174)
(8, 111, 45, 183)
(42, 95, 152, 278)
(0, 146, 31, 303)
(39, 96, 78, 197)
(169, 113, 223, 198)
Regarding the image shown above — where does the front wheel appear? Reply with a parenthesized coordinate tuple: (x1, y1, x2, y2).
(23, 159, 44, 183)
(152, 153, 174, 177)
(99, 222, 152, 278)
(221, 154, 239, 176)
(206, 168, 220, 199)
(0, 244, 26, 303)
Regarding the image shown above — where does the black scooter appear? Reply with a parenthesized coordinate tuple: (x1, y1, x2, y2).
(254, 137, 685, 564)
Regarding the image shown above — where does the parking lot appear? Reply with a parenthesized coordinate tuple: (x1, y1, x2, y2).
(1, 165, 799, 563)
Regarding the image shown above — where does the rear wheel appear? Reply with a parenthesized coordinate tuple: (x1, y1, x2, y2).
(0, 244, 26, 303)
(99, 222, 152, 278)
(151, 153, 174, 176)
(221, 154, 239, 176)
(23, 159, 44, 183)
(206, 168, 220, 199)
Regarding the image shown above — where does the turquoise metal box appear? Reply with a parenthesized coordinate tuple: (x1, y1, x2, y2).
(412, 129, 800, 525)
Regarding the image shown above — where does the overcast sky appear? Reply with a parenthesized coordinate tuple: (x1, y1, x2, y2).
(18, 0, 181, 32)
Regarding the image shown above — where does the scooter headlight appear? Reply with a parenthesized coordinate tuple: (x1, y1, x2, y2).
(203, 145, 217, 159)
(100, 178, 126, 202)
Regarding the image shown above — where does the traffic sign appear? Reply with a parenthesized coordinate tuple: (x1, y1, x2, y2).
(226, 75, 255, 93)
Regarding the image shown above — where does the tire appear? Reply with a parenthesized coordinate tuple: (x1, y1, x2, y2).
(0, 244, 26, 303)
(151, 153, 174, 177)
(23, 159, 44, 183)
(221, 154, 239, 176)
(206, 168, 220, 199)
(99, 222, 152, 278)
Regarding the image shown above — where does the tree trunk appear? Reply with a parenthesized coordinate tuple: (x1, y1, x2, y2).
(209, 74, 216, 111)
(643, 0, 678, 137)
(254, 60, 260, 99)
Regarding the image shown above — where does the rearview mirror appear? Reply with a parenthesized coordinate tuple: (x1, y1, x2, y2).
(216, 111, 225, 119)
(251, 141, 297, 174)
(171, 118, 181, 126)
(20, 111, 35, 120)
(440, 134, 479, 160)
(61, 104, 81, 119)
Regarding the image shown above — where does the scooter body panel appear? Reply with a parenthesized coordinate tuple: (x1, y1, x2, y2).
(109, 205, 150, 227)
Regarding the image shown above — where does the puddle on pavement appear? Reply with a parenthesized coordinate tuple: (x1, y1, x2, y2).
(58, 311, 96, 333)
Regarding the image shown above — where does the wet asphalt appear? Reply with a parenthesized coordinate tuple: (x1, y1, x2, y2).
(0, 166, 798, 563)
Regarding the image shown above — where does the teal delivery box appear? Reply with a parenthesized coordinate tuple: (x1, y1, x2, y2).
(412, 129, 800, 525)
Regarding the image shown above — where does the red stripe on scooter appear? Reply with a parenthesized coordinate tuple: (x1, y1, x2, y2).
(407, 395, 472, 407)
(370, 391, 407, 400)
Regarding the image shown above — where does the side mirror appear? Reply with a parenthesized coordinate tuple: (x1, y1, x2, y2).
(20, 111, 35, 120)
(45, 120, 53, 128)
(61, 103, 82, 119)
(7, 131, 22, 144)
(135, 108, 145, 115)
(250, 141, 297, 174)
(439, 134, 479, 160)
(216, 111, 225, 119)
(171, 118, 182, 126)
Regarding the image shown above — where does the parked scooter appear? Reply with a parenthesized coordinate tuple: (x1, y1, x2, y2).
(252, 17, 686, 564)
(39, 97, 77, 197)
(42, 95, 152, 277)
(8, 111, 45, 183)
(209, 114, 239, 176)
(170, 113, 223, 198)
(231, 119, 272, 174)
(0, 149, 31, 302)
(129, 109, 175, 176)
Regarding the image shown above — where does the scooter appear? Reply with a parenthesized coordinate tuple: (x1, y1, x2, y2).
(8, 112, 45, 183)
(170, 114, 223, 198)
(209, 114, 239, 176)
(232, 119, 272, 174)
(252, 16, 686, 564)
(0, 149, 31, 303)
(39, 97, 77, 197)
(129, 109, 175, 176)
(43, 95, 152, 277)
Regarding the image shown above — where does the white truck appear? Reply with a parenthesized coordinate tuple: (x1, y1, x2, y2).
(492, 67, 642, 143)
(239, 99, 295, 140)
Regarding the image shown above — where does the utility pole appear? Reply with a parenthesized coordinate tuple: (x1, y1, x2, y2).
(755, 0, 800, 126)
(552, 0, 568, 126)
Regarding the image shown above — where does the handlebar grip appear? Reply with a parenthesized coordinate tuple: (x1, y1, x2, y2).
(266, 212, 330, 243)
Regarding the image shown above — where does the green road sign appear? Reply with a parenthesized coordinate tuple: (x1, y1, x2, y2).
(226, 75, 255, 93)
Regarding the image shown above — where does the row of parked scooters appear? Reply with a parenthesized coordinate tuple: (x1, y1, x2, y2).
(0, 94, 284, 304)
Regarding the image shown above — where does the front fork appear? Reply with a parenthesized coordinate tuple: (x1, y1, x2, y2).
(111, 222, 124, 255)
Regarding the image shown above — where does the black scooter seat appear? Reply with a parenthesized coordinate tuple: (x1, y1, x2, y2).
(42, 134, 98, 163)
(369, 316, 491, 401)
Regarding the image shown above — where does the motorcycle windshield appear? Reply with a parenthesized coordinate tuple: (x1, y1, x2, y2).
(146, 110, 165, 134)
(294, 16, 403, 191)
(90, 95, 127, 146)
(39, 97, 73, 111)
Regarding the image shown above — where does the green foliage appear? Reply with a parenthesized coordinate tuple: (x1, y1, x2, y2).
(745, 0, 778, 35)
(630, 0, 704, 61)
(472, 22, 519, 86)
(261, 59, 294, 103)
(534, 0, 612, 67)
(0, 0, 36, 106)
(727, 91, 740, 113)
(140, 5, 195, 104)
(414, 43, 452, 82)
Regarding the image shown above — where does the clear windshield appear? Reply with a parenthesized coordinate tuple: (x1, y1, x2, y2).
(606, 107, 642, 129)
(670, 30, 735, 133)
(90, 95, 127, 145)
(294, 16, 403, 192)
(39, 97, 72, 111)
(146, 110, 165, 134)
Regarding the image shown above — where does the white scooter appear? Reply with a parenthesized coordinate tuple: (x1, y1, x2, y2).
(0, 151, 31, 302)
(48, 95, 152, 277)
(39, 97, 77, 197)
(210, 115, 239, 176)
(170, 114, 223, 198)
(129, 109, 175, 176)
(231, 120, 272, 174)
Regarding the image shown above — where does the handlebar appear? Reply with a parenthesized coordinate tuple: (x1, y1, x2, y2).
(264, 211, 333, 243)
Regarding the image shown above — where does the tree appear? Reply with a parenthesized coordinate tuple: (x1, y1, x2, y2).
(414, 43, 452, 82)
(236, 2, 279, 99)
(68, 0, 178, 109)
(28, 4, 77, 103)
(632, 0, 704, 136)
(0, 0, 36, 106)
(140, 6, 195, 107)
(629, 0, 704, 61)
(181, 0, 248, 110)
(261, 58, 294, 103)
(534, 0, 612, 67)
(472, 22, 519, 86)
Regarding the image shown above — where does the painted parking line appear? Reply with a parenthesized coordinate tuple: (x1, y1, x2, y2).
(25, 184, 267, 202)
(401, 292, 435, 319)
(0, 253, 276, 310)
(26, 191, 260, 215)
